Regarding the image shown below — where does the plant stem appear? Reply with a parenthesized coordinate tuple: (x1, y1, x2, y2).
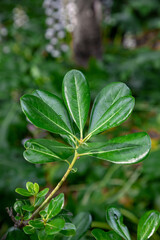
(31, 150, 79, 219)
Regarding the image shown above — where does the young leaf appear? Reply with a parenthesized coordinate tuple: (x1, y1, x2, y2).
(24, 139, 74, 164)
(20, 93, 73, 137)
(68, 212, 92, 240)
(15, 188, 33, 197)
(45, 218, 65, 235)
(78, 132, 151, 164)
(62, 70, 90, 138)
(23, 225, 35, 235)
(26, 182, 34, 193)
(137, 210, 160, 240)
(47, 193, 64, 219)
(106, 207, 131, 240)
(37, 188, 49, 198)
(61, 223, 76, 236)
(88, 96, 135, 137)
(89, 82, 131, 133)
(22, 205, 35, 212)
(29, 219, 44, 229)
(34, 183, 39, 194)
(92, 229, 122, 240)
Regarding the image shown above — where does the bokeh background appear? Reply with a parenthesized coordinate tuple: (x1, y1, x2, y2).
(0, 0, 160, 239)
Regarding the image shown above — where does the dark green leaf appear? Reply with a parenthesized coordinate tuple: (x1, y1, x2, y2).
(78, 132, 151, 164)
(106, 207, 131, 240)
(20, 93, 73, 137)
(29, 219, 44, 229)
(24, 139, 74, 164)
(88, 96, 135, 137)
(47, 193, 64, 219)
(14, 200, 23, 213)
(137, 210, 160, 240)
(15, 188, 33, 197)
(38, 230, 55, 240)
(61, 223, 76, 236)
(33, 89, 73, 132)
(23, 225, 35, 235)
(92, 229, 122, 240)
(89, 82, 131, 134)
(37, 188, 49, 198)
(5, 227, 30, 240)
(62, 70, 90, 138)
(22, 205, 35, 212)
(24, 212, 32, 220)
(45, 218, 65, 235)
(68, 212, 92, 240)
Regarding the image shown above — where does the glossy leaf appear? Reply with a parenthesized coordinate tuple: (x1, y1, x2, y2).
(24, 212, 32, 220)
(15, 188, 33, 197)
(47, 193, 64, 219)
(78, 132, 151, 164)
(45, 218, 65, 235)
(20, 93, 73, 136)
(22, 205, 35, 212)
(62, 70, 90, 137)
(37, 188, 49, 198)
(106, 207, 131, 240)
(23, 225, 35, 235)
(24, 139, 74, 164)
(89, 82, 131, 132)
(26, 182, 34, 193)
(137, 210, 160, 240)
(68, 212, 92, 240)
(92, 229, 122, 240)
(29, 219, 44, 229)
(14, 201, 23, 213)
(34, 183, 39, 194)
(61, 223, 76, 236)
(88, 96, 135, 137)
(35, 196, 45, 207)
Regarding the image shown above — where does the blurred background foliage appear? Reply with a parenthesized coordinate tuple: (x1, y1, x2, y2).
(0, 0, 160, 239)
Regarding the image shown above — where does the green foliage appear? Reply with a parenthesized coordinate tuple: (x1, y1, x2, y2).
(92, 207, 160, 240)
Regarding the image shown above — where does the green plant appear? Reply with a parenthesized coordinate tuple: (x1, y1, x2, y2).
(92, 207, 160, 240)
(5, 69, 151, 239)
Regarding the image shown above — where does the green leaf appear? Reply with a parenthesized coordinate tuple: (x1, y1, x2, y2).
(68, 212, 92, 240)
(78, 132, 151, 164)
(62, 70, 90, 137)
(37, 188, 49, 198)
(26, 182, 34, 193)
(5, 228, 30, 240)
(35, 196, 45, 207)
(137, 210, 160, 240)
(88, 96, 135, 137)
(24, 139, 74, 164)
(92, 229, 122, 240)
(40, 210, 47, 218)
(23, 225, 35, 235)
(45, 218, 65, 235)
(29, 219, 44, 229)
(14, 200, 23, 214)
(38, 230, 55, 240)
(61, 223, 76, 236)
(47, 193, 64, 219)
(89, 82, 131, 134)
(34, 183, 39, 194)
(22, 205, 35, 212)
(24, 212, 32, 220)
(106, 207, 131, 240)
(20, 92, 73, 137)
(15, 188, 33, 197)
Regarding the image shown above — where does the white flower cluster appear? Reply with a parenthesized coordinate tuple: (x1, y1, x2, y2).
(0, 24, 8, 42)
(43, 0, 77, 58)
(123, 32, 136, 49)
(13, 7, 29, 28)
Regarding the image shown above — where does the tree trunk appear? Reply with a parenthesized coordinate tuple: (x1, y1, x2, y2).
(73, 0, 102, 67)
